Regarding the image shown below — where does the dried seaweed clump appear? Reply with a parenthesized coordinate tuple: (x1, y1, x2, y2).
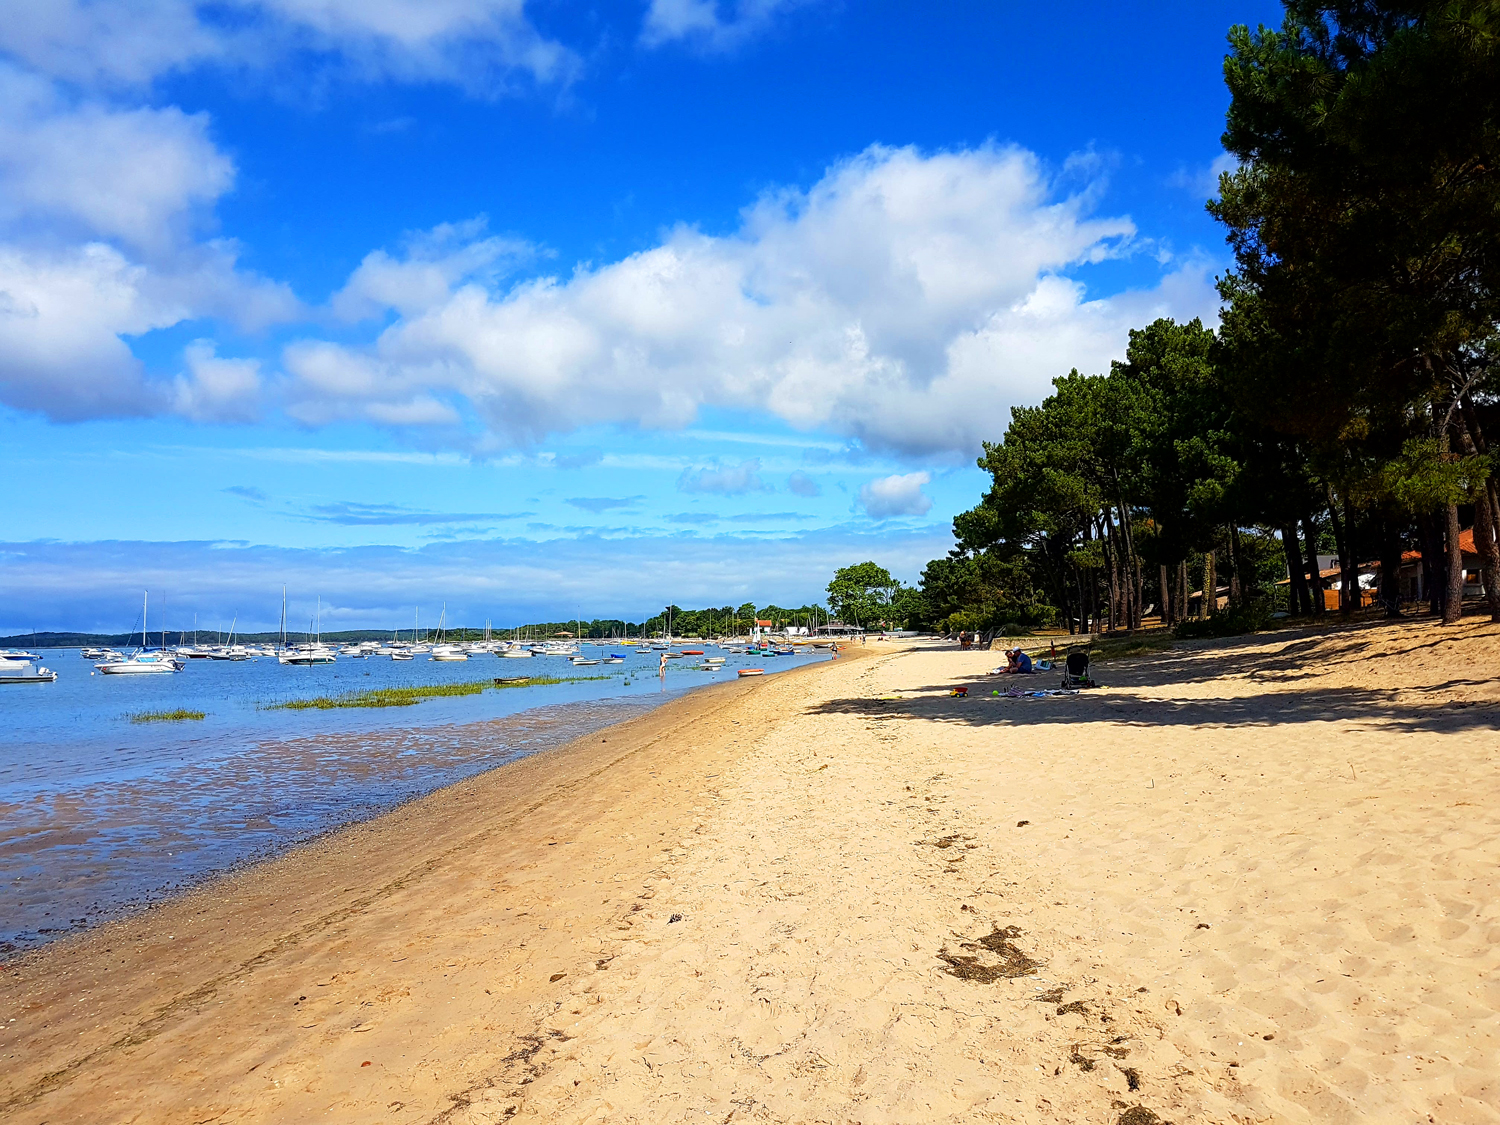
(939, 925, 1040, 982)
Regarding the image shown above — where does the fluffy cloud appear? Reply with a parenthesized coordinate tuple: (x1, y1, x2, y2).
(331, 220, 536, 323)
(0, 239, 296, 420)
(171, 341, 264, 422)
(641, 0, 807, 49)
(0, 64, 297, 421)
(286, 144, 1218, 457)
(0, 65, 232, 252)
(0, 0, 577, 93)
(678, 458, 767, 494)
(858, 472, 932, 519)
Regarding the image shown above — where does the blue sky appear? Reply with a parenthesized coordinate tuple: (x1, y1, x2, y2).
(0, 0, 1282, 634)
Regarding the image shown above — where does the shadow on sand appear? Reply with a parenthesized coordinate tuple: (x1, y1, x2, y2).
(818, 620, 1500, 735)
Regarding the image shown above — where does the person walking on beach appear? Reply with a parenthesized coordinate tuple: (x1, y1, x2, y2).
(659, 651, 667, 679)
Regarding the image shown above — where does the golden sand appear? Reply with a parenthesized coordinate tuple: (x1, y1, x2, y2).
(3, 620, 1498, 1124)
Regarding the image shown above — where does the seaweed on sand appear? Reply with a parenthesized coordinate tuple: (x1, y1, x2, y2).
(938, 925, 1040, 982)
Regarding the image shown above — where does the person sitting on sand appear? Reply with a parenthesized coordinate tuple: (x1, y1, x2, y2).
(1002, 647, 1033, 674)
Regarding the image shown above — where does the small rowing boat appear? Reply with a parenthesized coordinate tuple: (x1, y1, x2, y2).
(737, 668, 765, 677)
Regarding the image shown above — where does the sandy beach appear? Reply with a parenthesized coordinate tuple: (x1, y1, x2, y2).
(4, 620, 1499, 1124)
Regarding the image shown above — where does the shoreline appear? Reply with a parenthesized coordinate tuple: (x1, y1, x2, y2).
(6, 622, 1498, 1124)
(1, 689, 675, 953)
(1, 648, 871, 1122)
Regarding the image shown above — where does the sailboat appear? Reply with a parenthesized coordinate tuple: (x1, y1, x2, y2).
(96, 593, 185, 674)
(279, 594, 336, 664)
(431, 604, 468, 661)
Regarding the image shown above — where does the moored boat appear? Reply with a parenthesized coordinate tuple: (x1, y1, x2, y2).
(0, 659, 57, 683)
(97, 651, 184, 674)
(96, 593, 185, 674)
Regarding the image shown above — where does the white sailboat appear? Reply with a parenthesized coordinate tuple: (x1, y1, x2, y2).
(97, 593, 185, 674)
(279, 593, 336, 664)
(430, 604, 468, 661)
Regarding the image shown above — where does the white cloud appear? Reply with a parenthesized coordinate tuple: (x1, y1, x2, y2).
(1169, 152, 1239, 199)
(0, 65, 233, 252)
(641, 0, 806, 49)
(678, 457, 767, 494)
(331, 219, 535, 322)
(0, 238, 297, 421)
(0, 0, 578, 93)
(172, 341, 263, 422)
(0, 242, 175, 418)
(0, 62, 299, 421)
(286, 144, 1218, 457)
(858, 471, 932, 519)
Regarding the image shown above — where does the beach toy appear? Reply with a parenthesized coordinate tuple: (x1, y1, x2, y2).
(950, 686, 968, 697)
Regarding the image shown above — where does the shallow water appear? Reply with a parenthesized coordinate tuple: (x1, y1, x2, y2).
(0, 645, 824, 952)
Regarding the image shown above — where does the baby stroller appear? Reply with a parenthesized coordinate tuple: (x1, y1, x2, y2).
(1060, 650, 1096, 689)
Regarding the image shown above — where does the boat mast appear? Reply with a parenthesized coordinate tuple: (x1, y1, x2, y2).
(142, 590, 148, 652)
(280, 587, 287, 653)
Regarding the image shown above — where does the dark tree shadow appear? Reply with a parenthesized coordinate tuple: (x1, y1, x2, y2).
(823, 617, 1500, 735)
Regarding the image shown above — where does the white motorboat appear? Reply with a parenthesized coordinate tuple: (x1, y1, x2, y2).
(431, 646, 468, 662)
(279, 647, 336, 665)
(96, 593, 185, 674)
(0, 659, 57, 683)
(391, 651, 413, 661)
(570, 657, 600, 666)
(499, 648, 533, 658)
(97, 651, 184, 674)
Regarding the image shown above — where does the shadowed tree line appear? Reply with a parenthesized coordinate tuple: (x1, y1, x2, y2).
(904, 0, 1500, 637)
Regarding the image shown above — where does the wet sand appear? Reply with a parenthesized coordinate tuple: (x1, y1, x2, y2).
(1, 694, 666, 950)
(4, 621, 1499, 1124)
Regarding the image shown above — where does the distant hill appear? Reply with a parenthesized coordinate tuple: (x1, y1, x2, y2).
(0, 629, 505, 649)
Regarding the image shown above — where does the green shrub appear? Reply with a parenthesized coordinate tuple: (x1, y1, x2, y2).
(1174, 600, 1274, 640)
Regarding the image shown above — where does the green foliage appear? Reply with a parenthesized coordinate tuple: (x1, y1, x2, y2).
(128, 709, 206, 723)
(1174, 600, 1276, 640)
(826, 561, 900, 626)
(271, 676, 607, 710)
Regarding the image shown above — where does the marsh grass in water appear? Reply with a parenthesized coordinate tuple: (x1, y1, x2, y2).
(269, 675, 612, 711)
(129, 709, 207, 723)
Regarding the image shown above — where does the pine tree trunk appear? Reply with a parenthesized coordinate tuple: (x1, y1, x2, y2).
(1159, 564, 1171, 627)
(1203, 551, 1216, 618)
(1283, 526, 1310, 615)
(1301, 516, 1327, 615)
(1454, 414, 1500, 621)
(1444, 502, 1465, 624)
(1325, 487, 1356, 612)
(1228, 525, 1242, 606)
(1417, 514, 1444, 615)
(1177, 559, 1189, 623)
(1116, 489, 1141, 631)
(1378, 515, 1404, 617)
(1105, 512, 1122, 631)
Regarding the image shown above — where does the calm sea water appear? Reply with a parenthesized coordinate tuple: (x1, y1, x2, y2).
(0, 645, 826, 953)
